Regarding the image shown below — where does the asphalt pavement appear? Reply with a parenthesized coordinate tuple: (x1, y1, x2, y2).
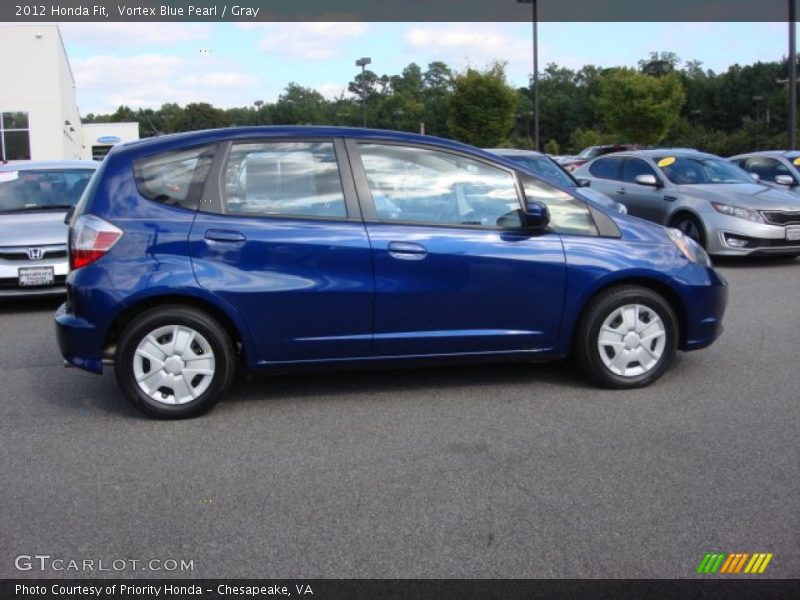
(1, 257, 798, 579)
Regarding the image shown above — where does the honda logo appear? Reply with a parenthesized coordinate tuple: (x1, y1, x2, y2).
(26, 248, 45, 260)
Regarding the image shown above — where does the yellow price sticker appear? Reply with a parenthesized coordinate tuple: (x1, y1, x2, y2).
(658, 157, 676, 168)
(793, 157, 800, 166)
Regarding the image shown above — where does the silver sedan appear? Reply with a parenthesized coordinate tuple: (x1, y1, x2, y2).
(0, 160, 97, 296)
(573, 150, 800, 257)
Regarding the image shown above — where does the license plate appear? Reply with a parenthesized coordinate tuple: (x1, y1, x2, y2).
(787, 225, 800, 241)
(18, 266, 55, 287)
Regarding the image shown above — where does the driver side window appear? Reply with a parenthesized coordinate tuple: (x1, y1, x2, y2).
(357, 143, 522, 228)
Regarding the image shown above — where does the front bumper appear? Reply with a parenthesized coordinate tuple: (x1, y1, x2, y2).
(704, 217, 800, 256)
(672, 264, 728, 351)
(0, 252, 68, 296)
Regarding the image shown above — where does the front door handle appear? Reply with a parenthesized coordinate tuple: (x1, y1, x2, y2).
(387, 241, 427, 260)
(617, 187, 626, 195)
(205, 229, 246, 243)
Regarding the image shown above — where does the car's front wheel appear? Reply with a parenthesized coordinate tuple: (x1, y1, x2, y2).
(574, 286, 678, 389)
(115, 305, 235, 418)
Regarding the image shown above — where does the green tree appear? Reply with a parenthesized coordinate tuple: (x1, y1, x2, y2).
(174, 102, 229, 132)
(447, 62, 518, 147)
(598, 68, 686, 145)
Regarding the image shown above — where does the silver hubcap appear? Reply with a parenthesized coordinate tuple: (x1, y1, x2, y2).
(133, 325, 216, 405)
(597, 304, 666, 378)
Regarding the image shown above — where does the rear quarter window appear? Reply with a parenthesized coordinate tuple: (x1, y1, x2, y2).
(589, 157, 624, 180)
(133, 145, 216, 210)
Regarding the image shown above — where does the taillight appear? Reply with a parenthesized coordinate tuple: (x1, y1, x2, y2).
(69, 214, 123, 270)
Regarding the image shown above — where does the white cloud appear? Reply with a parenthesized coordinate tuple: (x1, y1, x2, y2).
(405, 24, 532, 80)
(60, 22, 212, 47)
(71, 53, 259, 113)
(315, 83, 349, 99)
(239, 22, 369, 61)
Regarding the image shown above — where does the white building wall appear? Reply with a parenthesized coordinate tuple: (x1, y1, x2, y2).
(0, 24, 80, 160)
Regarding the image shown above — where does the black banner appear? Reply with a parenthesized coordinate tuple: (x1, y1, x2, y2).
(3, 579, 800, 600)
(1, 0, 798, 22)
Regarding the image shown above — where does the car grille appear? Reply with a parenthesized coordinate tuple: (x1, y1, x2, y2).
(761, 211, 800, 226)
(0, 275, 67, 290)
(0, 244, 68, 262)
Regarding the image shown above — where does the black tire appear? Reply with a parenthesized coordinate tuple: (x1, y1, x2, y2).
(115, 305, 235, 419)
(574, 285, 679, 389)
(671, 213, 706, 248)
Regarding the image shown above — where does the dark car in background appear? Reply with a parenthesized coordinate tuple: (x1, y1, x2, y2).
(560, 144, 642, 172)
(574, 149, 800, 256)
(56, 127, 726, 418)
(486, 148, 627, 213)
(0, 161, 97, 296)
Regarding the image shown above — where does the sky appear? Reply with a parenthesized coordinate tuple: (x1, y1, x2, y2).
(53, 22, 790, 115)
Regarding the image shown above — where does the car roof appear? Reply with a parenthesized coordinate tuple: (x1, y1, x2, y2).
(729, 150, 800, 159)
(113, 126, 500, 160)
(484, 148, 545, 157)
(0, 160, 98, 171)
(600, 148, 717, 160)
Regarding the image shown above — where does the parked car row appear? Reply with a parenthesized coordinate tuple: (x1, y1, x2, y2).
(572, 149, 800, 257)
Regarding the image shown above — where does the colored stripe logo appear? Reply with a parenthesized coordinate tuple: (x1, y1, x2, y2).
(697, 552, 773, 574)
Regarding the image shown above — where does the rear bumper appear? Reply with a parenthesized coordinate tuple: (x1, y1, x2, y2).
(55, 302, 104, 374)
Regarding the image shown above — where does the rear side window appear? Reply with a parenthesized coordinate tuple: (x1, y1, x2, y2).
(133, 144, 215, 210)
(223, 141, 346, 218)
(589, 157, 624, 180)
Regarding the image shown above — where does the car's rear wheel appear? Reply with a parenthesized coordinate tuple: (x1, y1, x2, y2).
(671, 213, 706, 248)
(115, 305, 235, 418)
(574, 286, 678, 389)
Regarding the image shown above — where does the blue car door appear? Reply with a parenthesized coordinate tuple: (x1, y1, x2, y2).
(189, 138, 374, 363)
(348, 141, 567, 357)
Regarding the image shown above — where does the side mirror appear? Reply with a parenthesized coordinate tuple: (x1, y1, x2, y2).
(774, 174, 796, 187)
(577, 178, 592, 188)
(635, 174, 661, 187)
(522, 200, 550, 229)
(750, 172, 760, 182)
(63, 206, 75, 225)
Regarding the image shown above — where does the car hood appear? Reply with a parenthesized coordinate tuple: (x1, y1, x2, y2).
(0, 211, 68, 247)
(680, 183, 800, 210)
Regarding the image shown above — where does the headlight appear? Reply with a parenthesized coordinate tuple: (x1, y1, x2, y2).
(667, 227, 712, 267)
(711, 202, 764, 223)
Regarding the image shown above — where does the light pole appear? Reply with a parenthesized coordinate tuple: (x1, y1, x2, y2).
(355, 57, 372, 127)
(518, 0, 539, 151)
(790, 0, 797, 149)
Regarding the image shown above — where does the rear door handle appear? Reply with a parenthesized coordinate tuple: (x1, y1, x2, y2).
(387, 241, 427, 260)
(205, 229, 246, 243)
(617, 187, 626, 195)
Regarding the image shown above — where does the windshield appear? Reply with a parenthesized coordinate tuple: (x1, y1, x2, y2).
(577, 147, 598, 160)
(0, 169, 94, 213)
(656, 157, 754, 185)
(506, 155, 576, 188)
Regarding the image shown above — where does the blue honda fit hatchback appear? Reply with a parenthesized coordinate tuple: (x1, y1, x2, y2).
(56, 127, 727, 418)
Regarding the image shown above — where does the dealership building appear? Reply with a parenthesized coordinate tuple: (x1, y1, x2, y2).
(0, 24, 138, 162)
